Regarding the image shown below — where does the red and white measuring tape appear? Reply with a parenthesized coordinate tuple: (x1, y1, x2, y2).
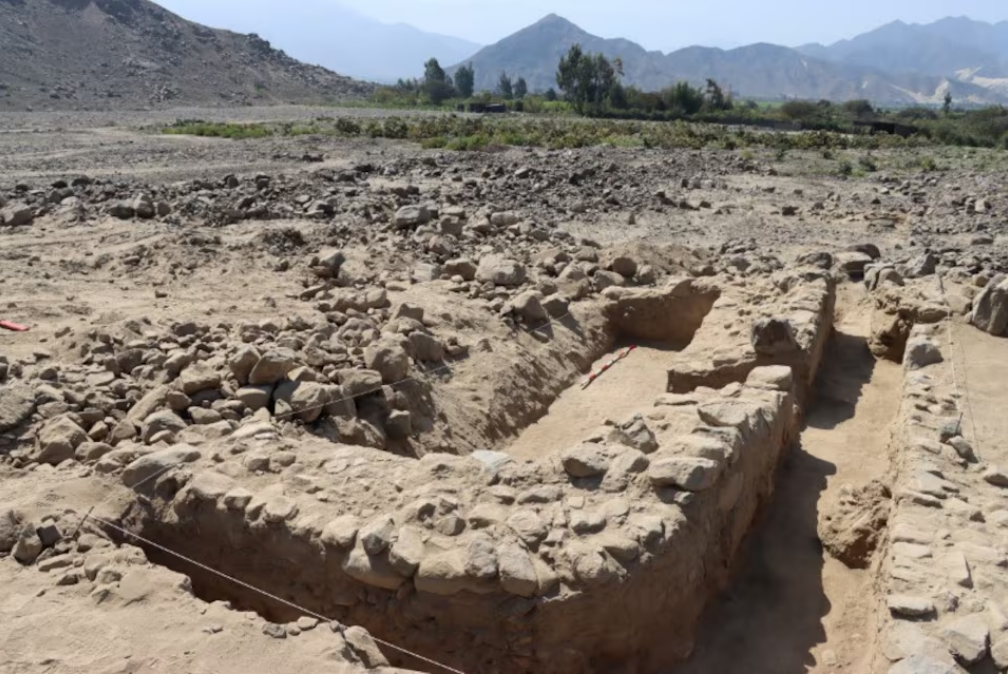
(581, 345, 637, 389)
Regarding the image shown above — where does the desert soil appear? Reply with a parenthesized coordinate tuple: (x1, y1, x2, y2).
(1, 106, 1007, 673)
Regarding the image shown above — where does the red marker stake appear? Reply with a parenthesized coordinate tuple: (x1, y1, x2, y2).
(0, 321, 29, 332)
(581, 345, 637, 389)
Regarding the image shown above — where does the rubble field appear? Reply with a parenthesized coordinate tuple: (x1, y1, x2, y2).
(2, 108, 1008, 674)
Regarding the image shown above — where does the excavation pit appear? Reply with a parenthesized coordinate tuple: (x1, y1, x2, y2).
(115, 269, 838, 674)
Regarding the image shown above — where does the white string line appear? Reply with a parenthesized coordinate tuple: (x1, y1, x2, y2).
(272, 307, 576, 421)
(950, 320, 981, 461)
(86, 514, 467, 674)
(935, 274, 980, 460)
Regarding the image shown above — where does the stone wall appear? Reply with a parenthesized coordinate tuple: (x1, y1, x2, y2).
(106, 272, 837, 673)
(874, 325, 1008, 673)
(666, 269, 835, 401)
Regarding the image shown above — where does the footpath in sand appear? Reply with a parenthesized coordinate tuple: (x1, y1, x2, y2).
(678, 288, 902, 674)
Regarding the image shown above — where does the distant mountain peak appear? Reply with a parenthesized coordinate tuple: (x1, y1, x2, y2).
(536, 13, 572, 25)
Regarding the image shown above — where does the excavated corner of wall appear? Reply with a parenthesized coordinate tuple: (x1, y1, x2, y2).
(666, 270, 836, 403)
(112, 270, 836, 674)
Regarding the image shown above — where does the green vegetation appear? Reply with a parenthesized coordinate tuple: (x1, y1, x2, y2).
(454, 63, 475, 99)
(162, 114, 925, 153)
(163, 120, 274, 139)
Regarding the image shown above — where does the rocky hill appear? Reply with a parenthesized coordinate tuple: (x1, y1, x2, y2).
(450, 14, 1008, 105)
(0, 0, 374, 110)
(798, 17, 1008, 98)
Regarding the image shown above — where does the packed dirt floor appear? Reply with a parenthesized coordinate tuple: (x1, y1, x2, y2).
(3, 107, 1008, 674)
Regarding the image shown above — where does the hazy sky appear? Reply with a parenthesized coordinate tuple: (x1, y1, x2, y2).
(157, 0, 1005, 50)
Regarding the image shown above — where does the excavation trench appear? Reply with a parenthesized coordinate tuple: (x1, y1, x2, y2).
(114, 276, 863, 674)
(676, 285, 901, 674)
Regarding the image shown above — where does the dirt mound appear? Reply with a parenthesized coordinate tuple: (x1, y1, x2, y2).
(0, 0, 373, 110)
(818, 480, 891, 569)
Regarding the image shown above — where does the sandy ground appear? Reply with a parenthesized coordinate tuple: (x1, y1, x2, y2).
(677, 285, 902, 674)
(506, 343, 676, 461)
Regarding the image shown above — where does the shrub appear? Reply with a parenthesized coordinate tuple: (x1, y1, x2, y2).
(382, 117, 409, 139)
(335, 118, 361, 135)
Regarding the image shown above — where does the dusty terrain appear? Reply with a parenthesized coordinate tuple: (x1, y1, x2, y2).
(2, 107, 1008, 674)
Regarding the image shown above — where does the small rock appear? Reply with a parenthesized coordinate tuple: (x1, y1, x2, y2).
(887, 594, 936, 619)
(648, 456, 722, 491)
(476, 254, 526, 287)
(561, 443, 610, 478)
(262, 623, 286, 639)
(941, 613, 989, 665)
(983, 465, 1008, 488)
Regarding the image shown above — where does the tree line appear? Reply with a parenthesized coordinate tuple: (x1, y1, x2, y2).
(383, 59, 529, 106)
(555, 43, 732, 117)
(368, 47, 1007, 148)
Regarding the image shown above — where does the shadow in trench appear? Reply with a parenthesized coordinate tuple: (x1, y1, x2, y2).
(672, 438, 836, 674)
(674, 326, 884, 673)
(807, 329, 878, 431)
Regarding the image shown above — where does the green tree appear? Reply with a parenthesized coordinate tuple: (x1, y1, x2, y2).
(422, 58, 456, 105)
(780, 99, 819, 121)
(454, 63, 475, 98)
(842, 99, 875, 119)
(545, 88, 558, 102)
(665, 81, 704, 115)
(497, 72, 514, 99)
(704, 79, 731, 111)
(943, 91, 953, 116)
(514, 76, 528, 100)
(424, 58, 447, 84)
(556, 44, 621, 114)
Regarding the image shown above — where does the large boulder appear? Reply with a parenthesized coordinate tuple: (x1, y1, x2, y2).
(273, 381, 328, 423)
(904, 337, 943, 370)
(141, 410, 187, 443)
(122, 446, 201, 488)
(177, 363, 221, 395)
(0, 383, 36, 432)
(507, 291, 547, 324)
(0, 508, 22, 553)
(476, 255, 526, 287)
(363, 340, 410, 383)
(393, 205, 431, 229)
(37, 416, 87, 465)
(561, 443, 611, 478)
(648, 456, 722, 491)
(971, 274, 1008, 336)
(248, 349, 298, 385)
(0, 202, 33, 227)
(444, 258, 477, 281)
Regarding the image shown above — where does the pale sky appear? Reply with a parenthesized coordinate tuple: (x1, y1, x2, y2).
(157, 0, 1005, 50)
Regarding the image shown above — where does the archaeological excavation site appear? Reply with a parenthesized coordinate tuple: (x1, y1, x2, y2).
(3, 105, 1008, 674)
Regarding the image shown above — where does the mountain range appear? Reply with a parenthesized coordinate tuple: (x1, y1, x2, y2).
(450, 14, 1008, 105)
(1, 0, 1007, 109)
